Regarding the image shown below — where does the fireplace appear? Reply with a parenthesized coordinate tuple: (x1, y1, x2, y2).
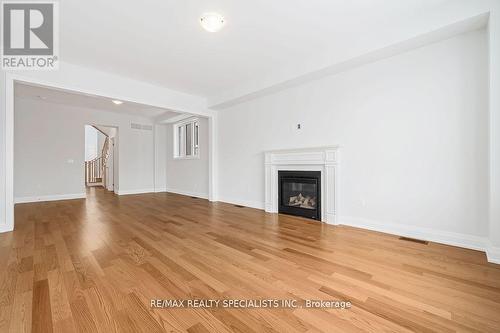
(278, 170, 321, 220)
(265, 147, 338, 224)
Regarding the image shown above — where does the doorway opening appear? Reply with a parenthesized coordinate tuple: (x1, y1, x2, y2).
(84, 125, 118, 192)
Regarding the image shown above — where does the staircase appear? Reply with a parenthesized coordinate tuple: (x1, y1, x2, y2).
(85, 136, 110, 188)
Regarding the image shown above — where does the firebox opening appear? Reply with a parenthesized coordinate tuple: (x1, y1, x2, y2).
(278, 170, 321, 220)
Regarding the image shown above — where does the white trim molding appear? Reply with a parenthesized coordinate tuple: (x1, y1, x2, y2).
(340, 216, 486, 251)
(116, 188, 156, 196)
(165, 188, 208, 200)
(14, 193, 86, 204)
(340, 216, 500, 264)
(217, 196, 265, 210)
(264, 146, 339, 224)
(0, 224, 13, 233)
(486, 243, 500, 264)
(4, 74, 14, 232)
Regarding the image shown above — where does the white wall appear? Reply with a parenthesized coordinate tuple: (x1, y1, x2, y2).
(97, 130, 106, 157)
(217, 29, 489, 238)
(85, 125, 99, 161)
(166, 117, 209, 198)
(14, 97, 156, 200)
(95, 126, 117, 139)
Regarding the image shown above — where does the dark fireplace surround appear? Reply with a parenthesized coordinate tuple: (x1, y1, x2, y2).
(278, 170, 321, 220)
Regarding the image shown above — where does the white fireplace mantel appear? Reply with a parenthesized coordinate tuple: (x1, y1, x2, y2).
(264, 146, 339, 224)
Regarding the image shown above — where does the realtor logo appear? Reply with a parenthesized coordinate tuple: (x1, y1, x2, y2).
(1, 1, 59, 70)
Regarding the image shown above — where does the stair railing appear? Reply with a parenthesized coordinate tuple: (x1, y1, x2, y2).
(85, 156, 103, 184)
(85, 136, 110, 186)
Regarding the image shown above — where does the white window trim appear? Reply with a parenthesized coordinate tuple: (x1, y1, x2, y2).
(173, 117, 200, 160)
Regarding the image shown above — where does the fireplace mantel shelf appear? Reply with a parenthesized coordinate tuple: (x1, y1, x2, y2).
(264, 146, 339, 224)
(264, 145, 340, 154)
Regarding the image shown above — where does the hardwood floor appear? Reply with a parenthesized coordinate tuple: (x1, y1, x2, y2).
(1, 188, 500, 332)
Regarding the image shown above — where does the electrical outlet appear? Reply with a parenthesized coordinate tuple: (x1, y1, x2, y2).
(297, 123, 301, 130)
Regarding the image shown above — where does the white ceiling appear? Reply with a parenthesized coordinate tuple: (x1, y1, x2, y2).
(60, 0, 461, 103)
(14, 83, 181, 120)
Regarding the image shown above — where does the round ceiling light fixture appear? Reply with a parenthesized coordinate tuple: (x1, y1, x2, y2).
(200, 12, 225, 32)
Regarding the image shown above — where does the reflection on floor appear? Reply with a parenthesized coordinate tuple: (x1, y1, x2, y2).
(2, 187, 500, 332)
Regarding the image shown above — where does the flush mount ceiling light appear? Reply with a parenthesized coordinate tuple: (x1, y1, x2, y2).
(200, 12, 225, 32)
(112, 100, 123, 105)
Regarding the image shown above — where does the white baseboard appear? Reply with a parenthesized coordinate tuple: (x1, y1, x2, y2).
(326, 212, 337, 225)
(10, 189, 499, 265)
(206, 201, 497, 264)
(116, 188, 155, 196)
(339, 216, 487, 252)
(0, 224, 14, 233)
(341, 216, 500, 265)
(486, 243, 500, 264)
(154, 187, 167, 193)
(14, 193, 86, 204)
(217, 196, 265, 210)
(165, 188, 208, 200)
